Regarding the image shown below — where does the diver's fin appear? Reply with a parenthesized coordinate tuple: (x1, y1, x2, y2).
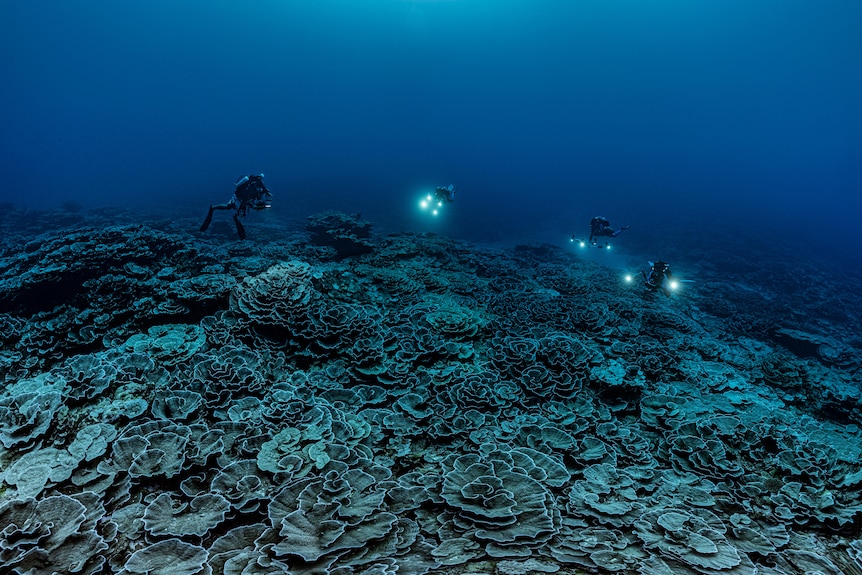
(234, 215, 246, 240)
(200, 207, 214, 232)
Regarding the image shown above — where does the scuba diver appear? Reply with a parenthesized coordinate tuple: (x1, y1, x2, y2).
(589, 216, 629, 245)
(642, 260, 675, 294)
(200, 174, 272, 240)
(434, 184, 456, 204)
(419, 184, 456, 216)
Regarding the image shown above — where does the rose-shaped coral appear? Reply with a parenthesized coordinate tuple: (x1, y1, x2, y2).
(440, 451, 558, 548)
(232, 261, 315, 326)
(122, 324, 206, 365)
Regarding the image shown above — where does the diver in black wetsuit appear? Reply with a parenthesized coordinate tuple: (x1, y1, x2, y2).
(642, 260, 674, 294)
(200, 174, 272, 240)
(588, 216, 629, 245)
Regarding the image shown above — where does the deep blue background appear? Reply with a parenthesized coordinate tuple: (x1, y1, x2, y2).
(2, 0, 860, 254)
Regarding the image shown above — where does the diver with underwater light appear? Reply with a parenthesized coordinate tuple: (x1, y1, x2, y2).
(419, 184, 456, 216)
(571, 216, 630, 249)
(642, 260, 678, 295)
(200, 174, 273, 240)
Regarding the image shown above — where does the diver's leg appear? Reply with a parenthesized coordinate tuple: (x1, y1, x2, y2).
(200, 203, 232, 232)
(233, 213, 246, 240)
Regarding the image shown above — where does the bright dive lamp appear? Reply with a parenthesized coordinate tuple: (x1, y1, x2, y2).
(418, 190, 446, 217)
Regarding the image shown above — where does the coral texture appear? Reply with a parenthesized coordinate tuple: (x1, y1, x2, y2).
(0, 217, 860, 574)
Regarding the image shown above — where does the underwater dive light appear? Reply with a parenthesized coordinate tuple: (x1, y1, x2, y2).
(418, 189, 445, 217)
(419, 193, 435, 213)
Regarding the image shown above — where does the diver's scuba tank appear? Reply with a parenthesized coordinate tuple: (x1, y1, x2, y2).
(235, 175, 250, 189)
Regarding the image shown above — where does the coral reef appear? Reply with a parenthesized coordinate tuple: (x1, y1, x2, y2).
(305, 211, 374, 259)
(0, 213, 860, 574)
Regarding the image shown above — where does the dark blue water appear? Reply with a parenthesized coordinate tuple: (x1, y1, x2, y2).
(2, 0, 861, 256)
